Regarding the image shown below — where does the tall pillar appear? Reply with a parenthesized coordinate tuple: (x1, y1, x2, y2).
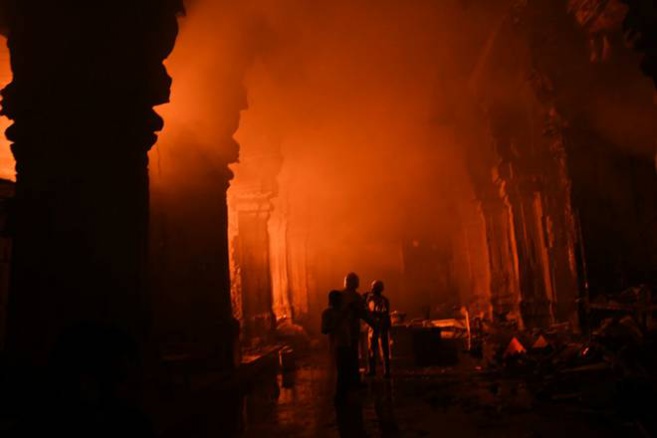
(1, 0, 182, 364)
(540, 119, 580, 325)
(235, 200, 276, 343)
(479, 179, 523, 322)
(149, 62, 245, 371)
(150, 156, 241, 369)
(506, 175, 555, 329)
(229, 150, 282, 345)
(268, 199, 294, 321)
(452, 197, 493, 318)
(285, 224, 312, 323)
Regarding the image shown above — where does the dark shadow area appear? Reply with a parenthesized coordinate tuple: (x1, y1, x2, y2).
(335, 395, 366, 438)
(6, 324, 154, 437)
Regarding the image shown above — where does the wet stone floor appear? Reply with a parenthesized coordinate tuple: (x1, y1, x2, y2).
(238, 352, 643, 438)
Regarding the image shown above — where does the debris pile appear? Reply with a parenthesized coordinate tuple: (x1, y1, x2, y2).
(472, 294, 657, 434)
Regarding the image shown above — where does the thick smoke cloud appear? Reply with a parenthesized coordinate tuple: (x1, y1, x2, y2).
(154, 0, 502, 317)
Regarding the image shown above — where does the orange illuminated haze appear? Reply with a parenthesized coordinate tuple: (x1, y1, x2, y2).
(0, 39, 13, 181)
(0, 1, 654, 330)
(13, 1, 630, 324)
(152, 0, 502, 323)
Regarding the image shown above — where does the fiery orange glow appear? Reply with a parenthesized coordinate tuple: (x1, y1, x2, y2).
(0, 1, 652, 333)
(0, 38, 14, 181)
(153, 0, 494, 324)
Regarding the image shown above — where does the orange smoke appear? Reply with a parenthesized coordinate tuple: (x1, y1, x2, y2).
(0, 38, 14, 181)
(152, 0, 497, 322)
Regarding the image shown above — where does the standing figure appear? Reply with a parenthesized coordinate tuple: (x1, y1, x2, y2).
(321, 290, 351, 402)
(366, 280, 392, 378)
(341, 273, 373, 389)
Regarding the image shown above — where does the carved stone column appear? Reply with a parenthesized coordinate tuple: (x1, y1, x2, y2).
(268, 198, 294, 321)
(1, 0, 182, 364)
(150, 151, 241, 370)
(505, 173, 555, 329)
(478, 178, 523, 322)
(452, 198, 493, 319)
(234, 198, 276, 344)
(229, 150, 282, 345)
(230, 152, 282, 344)
(541, 114, 580, 325)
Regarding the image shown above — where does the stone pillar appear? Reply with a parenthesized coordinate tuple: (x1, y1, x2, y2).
(229, 150, 282, 345)
(505, 175, 555, 329)
(268, 197, 294, 320)
(1, 0, 182, 364)
(479, 178, 523, 323)
(235, 200, 276, 344)
(452, 197, 493, 318)
(286, 225, 312, 323)
(150, 77, 245, 372)
(541, 122, 580, 325)
(151, 160, 241, 370)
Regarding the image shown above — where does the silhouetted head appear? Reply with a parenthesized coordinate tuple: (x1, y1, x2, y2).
(328, 290, 342, 308)
(344, 272, 360, 291)
(371, 280, 385, 295)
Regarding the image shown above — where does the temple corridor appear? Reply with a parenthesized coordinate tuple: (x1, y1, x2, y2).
(1, 0, 657, 436)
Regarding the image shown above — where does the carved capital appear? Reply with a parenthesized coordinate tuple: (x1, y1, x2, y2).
(1, 0, 184, 165)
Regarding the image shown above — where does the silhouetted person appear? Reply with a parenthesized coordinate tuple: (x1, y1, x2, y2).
(322, 290, 351, 403)
(366, 280, 392, 378)
(341, 273, 373, 389)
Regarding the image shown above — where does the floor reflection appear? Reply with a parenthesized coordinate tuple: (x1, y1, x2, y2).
(371, 379, 399, 437)
(229, 351, 643, 437)
(241, 358, 335, 437)
(334, 378, 401, 437)
(239, 355, 401, 437)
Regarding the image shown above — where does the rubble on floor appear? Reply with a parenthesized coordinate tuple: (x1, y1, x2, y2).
(471, 302, 657, 435)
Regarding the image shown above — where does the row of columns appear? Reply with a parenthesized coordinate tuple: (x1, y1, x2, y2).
(467, 0, 657, 331)
(0, 0, 289, 367)
(463, 0, 586, 329)
(472, 130, 580, 329)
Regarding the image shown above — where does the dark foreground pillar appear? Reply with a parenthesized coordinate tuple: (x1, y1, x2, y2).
(1, 0, 182, 365)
